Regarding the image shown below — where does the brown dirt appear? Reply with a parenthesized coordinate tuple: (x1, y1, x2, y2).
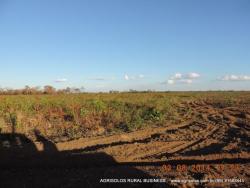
(0, 100, 249, 188)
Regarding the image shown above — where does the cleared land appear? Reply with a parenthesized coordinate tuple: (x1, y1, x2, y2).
(0, 92, 249, 187)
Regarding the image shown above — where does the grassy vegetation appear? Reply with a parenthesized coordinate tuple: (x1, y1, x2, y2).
(0, 91, 249, 142)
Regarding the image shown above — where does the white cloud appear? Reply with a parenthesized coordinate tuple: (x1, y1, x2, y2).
(180, 79, 193, 84)
(166, 72, 200, 85)
(170, 72, 200, 80)
(186, 72, 200, 79)
(124, 74, 145, 80)
(125, 74, 129, 80)
(171, 73, 182, 80)
(167, 80, 175, 84)
(55, 78, 68, 83)
(219, 75, 250, 81)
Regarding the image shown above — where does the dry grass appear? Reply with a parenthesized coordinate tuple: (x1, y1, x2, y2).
(0, 91, 249, 142)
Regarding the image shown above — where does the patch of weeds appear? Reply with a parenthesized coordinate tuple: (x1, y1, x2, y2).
(9, 112, 17, 127)
(91, 99, 106, 112)
(130, 111, 144, 130)
(142, 107, 162, 121)
(224, 98, 236, 107)
(80, 108, 89, 117)
(108, 100, 124, 110)
(0, 118, 5, 132)
(63, 108, 75, 122)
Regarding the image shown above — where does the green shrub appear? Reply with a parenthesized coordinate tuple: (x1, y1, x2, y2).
(90, 99, 106, 112)
(80, 108, 88, 117)
(9, 112, 17, 127)
(142, 107, 162, 121)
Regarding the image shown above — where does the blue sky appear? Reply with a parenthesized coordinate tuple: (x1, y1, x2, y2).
(0, 0, 249, 91)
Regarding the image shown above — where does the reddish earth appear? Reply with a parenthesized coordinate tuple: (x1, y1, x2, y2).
(0, 100, 249, 188)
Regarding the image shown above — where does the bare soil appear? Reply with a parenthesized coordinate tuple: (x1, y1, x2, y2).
(0, 100, 249, 188)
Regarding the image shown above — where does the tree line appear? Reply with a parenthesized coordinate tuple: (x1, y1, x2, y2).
(0, 86, 84, 95)
(0, 86, 159, 95)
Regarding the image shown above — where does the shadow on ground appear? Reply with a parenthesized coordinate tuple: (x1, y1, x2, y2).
(1, 128, 249, 188)
(0, 130, 168, 188)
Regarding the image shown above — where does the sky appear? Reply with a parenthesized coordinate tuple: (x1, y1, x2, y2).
(0, 0, 249, 92)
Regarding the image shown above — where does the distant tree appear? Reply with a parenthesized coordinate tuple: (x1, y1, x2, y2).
(57, 87, 83, 94)
(43, 85, 56, 94)
(57, 87, 71, 94)
(73, 88, 81, 93)
(109, 90, 119, 94)
(0, 85, 87, 95)
(129, 89, 138, 93)
(67, 87, 81, 93)
(22, 85, 31, 95)
(65, 87, 71, 93)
